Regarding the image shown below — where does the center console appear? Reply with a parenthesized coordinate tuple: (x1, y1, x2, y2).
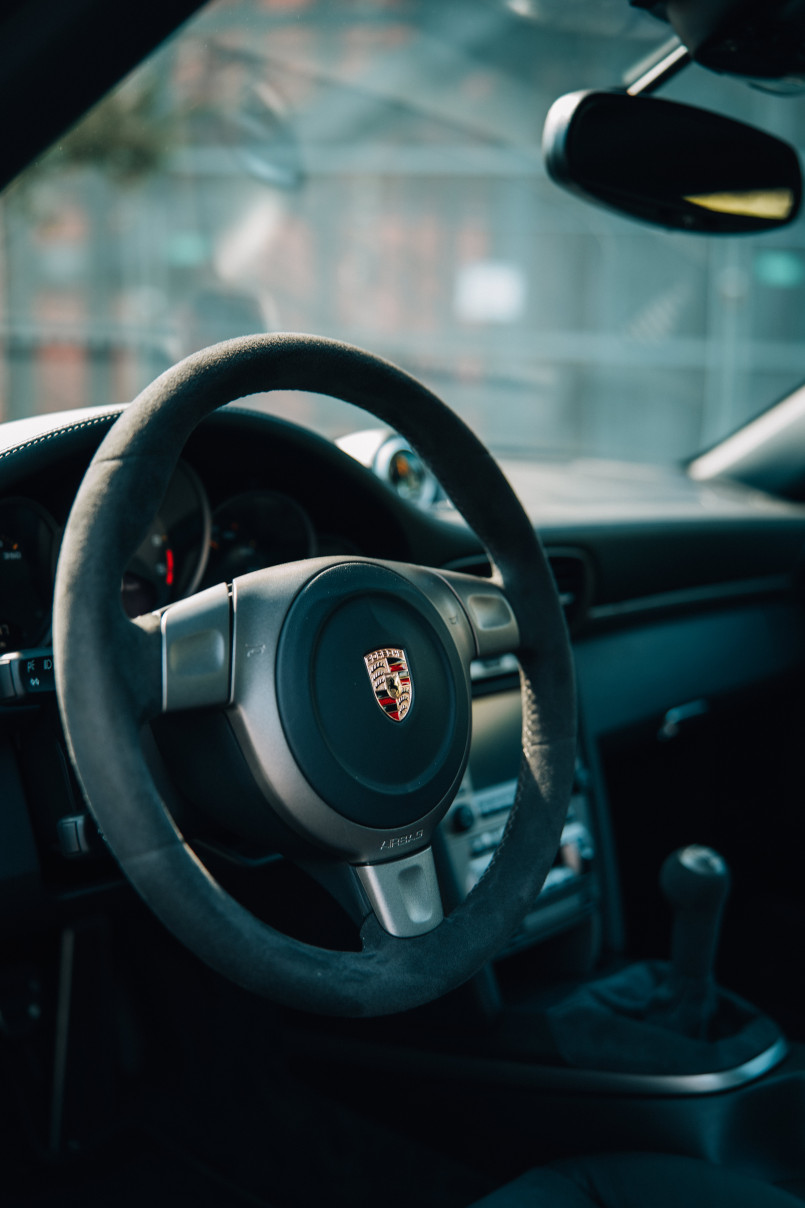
(435, 680, 600, 960)
(433, 675, 786, 1091)
(282, 658, 805, 1197)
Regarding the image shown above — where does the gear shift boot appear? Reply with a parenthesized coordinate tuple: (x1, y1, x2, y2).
(544, 959, 782, 1075)
(540, 846, 784, 1075)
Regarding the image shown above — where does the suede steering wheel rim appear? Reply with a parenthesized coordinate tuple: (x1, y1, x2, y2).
(53, 334, 577, 1018)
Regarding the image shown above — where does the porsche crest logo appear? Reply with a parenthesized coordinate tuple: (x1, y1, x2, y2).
(364, 647, 413, 723)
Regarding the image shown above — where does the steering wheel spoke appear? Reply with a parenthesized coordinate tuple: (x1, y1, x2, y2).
(433, 568, 520, 660)
(159, 581, 232, 714)
(373, 561, 519, 664)
(296, 848, 444, 942)
(354, 846, 444, 938)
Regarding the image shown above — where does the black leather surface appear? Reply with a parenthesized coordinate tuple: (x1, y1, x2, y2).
(53, 333, 577, 1017)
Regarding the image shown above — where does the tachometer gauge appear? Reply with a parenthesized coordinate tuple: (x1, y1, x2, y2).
(0, 498, 57, 652)
(120, 459, 210, 618)
(205, 491, 316, 584)
(121, 518, 175, 618)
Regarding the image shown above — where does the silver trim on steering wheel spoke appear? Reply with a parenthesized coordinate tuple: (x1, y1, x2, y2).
(160, 581, 232, 712)
(436, 569, 520, 659)
(355, 846, 444, 937)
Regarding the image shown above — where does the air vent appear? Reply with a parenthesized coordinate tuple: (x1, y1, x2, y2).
(443, 546, 592, 628)
(548, 549, 592, 625)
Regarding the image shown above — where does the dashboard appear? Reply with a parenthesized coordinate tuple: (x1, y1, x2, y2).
(0, 463, 367, 646)
(2, 400, 805, 984)
(0, 411, 426, 653)
(0, 463, 208, 649)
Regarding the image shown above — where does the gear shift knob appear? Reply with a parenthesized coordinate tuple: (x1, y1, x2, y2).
(660, 845, 730, 1004)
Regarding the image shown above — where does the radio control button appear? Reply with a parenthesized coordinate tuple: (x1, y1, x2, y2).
(451, 804, 475, 834)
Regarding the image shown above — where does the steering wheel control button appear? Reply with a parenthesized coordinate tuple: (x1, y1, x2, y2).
(451, 803, 476, 833)
(0, 648, 56, 700)
(364, 647, 412, 722)
(276, 562, 471, 831)
(355, 847, 444, 937)
(161, 582, 232, 712)
(56, 814, 92, 858)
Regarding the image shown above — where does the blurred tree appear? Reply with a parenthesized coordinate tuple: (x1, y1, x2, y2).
(47, 75, 173, 183)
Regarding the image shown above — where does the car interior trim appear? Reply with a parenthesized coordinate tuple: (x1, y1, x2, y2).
(291, 1031, 790, 1099)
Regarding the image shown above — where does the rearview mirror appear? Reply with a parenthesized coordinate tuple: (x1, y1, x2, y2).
(543, 91, 802, 235)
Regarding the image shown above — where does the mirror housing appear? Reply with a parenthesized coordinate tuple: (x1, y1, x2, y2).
(632, 0, 805, 82)
(543, 91, 802, 235)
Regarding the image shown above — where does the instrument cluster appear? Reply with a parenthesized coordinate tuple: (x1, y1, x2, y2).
(0, 460, 361, 648)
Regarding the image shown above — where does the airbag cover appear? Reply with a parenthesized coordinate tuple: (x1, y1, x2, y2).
(276, 562, 470, 829)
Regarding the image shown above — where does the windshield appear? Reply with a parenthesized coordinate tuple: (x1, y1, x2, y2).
(2, 0, 805, 465)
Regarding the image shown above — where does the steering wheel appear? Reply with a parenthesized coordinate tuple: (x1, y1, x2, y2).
(52, 334, 576, 1018)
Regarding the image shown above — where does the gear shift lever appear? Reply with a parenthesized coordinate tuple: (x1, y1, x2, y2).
(537, 841, 782, 1074)
(658, 845, 731, 1037)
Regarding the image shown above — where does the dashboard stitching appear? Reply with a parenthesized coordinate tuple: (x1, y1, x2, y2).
(0, 414, 120, 460)
(0, 406, 280, 466)
(0, 403, 361, 465)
